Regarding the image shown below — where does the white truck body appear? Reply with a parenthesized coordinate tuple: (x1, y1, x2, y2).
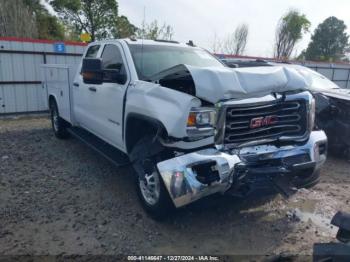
(42, 39, 327, 213)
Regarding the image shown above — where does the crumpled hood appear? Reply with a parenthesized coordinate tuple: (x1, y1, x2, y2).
(319, 89, 350, 101)
(185, 65, 309, 103)
(290, 65, 350, 101)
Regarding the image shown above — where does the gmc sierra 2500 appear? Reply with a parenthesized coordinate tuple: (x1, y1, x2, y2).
(42, 39, 327, 218)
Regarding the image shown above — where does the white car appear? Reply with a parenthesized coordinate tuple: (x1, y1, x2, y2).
(42, 39, 327, 218)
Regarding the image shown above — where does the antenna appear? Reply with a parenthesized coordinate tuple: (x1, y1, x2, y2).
(142, 6, 146, 40)
(141, 6, 146, 75)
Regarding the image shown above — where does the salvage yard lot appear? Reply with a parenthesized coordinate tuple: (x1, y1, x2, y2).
(0, 116, 349, 256)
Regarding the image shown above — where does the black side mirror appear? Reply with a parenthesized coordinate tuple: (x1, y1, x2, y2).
(103, 63, 127, 85)
(82, 58, 103, 85)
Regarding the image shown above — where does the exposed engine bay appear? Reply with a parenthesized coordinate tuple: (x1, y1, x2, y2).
(315, 92, 350, 157)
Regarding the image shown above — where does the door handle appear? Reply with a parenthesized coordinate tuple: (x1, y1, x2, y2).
(73, 82, 79, 87)
(89, 87, 97, 92)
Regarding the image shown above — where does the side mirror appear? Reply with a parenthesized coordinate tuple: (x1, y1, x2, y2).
(82, 58, 103, 85)
(103, 63, 127, 85)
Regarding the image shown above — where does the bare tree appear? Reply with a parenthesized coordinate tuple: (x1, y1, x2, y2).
(136, 20, 174, 41)
(223, 24, 249, 55)
(136, 20, 174, 40)
(274, 10, 310, 60)
(210, 32, 223, 53)
(0, 0, 38, 38)
(160, 24, 174, 41)
(234, 24, 249, 55)
(222, 34, 235, 55)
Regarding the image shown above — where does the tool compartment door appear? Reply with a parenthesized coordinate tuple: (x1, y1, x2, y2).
(42, 65, 72, 123)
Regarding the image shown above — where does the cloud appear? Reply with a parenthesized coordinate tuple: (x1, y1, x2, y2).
(118, 0, 350, 57)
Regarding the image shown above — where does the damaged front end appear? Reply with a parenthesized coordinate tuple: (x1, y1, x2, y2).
(315, 91, 350, 157)
(157, 149, 240, 208)
(158, 131, 327, 208)
(157, 91, 327, 208)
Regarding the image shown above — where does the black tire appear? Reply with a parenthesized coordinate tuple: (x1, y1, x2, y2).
(132, 142, 174, 219)
(49, 99, 70, 139)
(293, 169, 321, 189)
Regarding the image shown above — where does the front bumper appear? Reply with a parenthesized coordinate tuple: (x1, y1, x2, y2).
(157, 131, 327, 208)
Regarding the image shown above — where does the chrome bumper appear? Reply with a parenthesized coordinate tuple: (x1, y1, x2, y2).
(157, 131, 327, 208)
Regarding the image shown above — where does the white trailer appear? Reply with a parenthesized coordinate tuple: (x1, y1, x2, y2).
(0, 37, 85, 114)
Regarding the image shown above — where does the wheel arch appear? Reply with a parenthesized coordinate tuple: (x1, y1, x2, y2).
(125, 113, 168, 155)
(48, 94, 58, 108)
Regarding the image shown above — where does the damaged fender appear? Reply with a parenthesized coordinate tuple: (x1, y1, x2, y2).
(125, 80, 201, 139)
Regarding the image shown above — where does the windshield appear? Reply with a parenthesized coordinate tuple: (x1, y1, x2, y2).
(128, 44, 224, 80)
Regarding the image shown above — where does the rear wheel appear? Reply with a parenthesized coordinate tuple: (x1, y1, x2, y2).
(50, 99, 70, 139)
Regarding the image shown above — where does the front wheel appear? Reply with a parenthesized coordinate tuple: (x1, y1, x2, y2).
(50, 100, 70, 139)
(132, 145, 174, 219)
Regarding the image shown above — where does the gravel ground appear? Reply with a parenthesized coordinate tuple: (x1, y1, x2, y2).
(0, 116, 349, 258)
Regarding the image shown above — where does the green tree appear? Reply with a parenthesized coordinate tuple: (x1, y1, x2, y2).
(305, 16, 349, 61)
(36, 14, 65, 40)
(274, 10, 310, 59)
(24, 0, 65, 40)
(49, 0, 119, 41)
(136, 20, 174, 40)
(113, 15, 137, 38)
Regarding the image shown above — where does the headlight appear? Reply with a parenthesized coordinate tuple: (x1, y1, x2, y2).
(309, 97, 316, 131)
(187, 108, 216, 137)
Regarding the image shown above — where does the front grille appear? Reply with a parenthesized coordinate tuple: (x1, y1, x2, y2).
(224, 99, 308, 145)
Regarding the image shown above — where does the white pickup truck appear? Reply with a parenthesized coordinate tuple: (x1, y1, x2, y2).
(43, 38, 327, 218)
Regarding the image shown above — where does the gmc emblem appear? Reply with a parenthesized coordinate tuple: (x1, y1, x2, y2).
(250, 116, 278, 129)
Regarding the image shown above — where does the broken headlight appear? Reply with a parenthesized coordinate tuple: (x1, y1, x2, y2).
(186, 107, 216, 138)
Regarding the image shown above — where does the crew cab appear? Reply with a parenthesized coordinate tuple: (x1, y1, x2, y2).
(42, 39, 327, 218)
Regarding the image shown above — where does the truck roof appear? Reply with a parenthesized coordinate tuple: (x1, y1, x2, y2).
(90, 38, 198, 48)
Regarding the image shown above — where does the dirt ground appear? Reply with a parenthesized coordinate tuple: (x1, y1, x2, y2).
(0, 116, 349, 259)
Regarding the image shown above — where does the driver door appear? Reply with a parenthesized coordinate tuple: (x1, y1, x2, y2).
(89, 43, 129, 150)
